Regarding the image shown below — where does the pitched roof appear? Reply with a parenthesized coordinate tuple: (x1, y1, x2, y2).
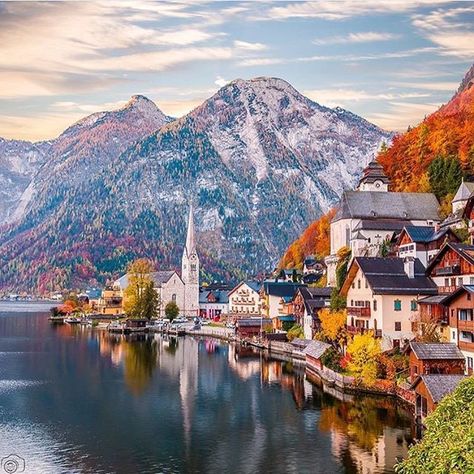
(114, 270, 180, 290)
(262, 281, 304, 298)
(236, 318, 271, 327)
(412, 374, 466, 403)
(401, 225, 450, 243)
(417, 294, 452, 305)
(426, 242, 474, 273)
(358, 160, 390, 185)
(228, 281, 261, 296)
(346, 257, 437, 295)
(303, 340, 331, 359)
(452, 181, 474, 203)
(353, 219, 408, 231)
(438, 285, 474, 305)
(198, 289, 230, 304)
(333, 191, 440, 223)
(409, 342, 465, 360)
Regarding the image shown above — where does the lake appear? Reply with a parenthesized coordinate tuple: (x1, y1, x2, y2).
(0, 303, 414, 473)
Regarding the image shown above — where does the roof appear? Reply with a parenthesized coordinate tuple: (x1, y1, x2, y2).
(199, 289, 230, 304)
(303, 340, 331, 359)
(262, 281, 304, 298)
(452, 181, 474, 203)
(344, 257, 437, 295)
(412, 375, 466, 403)
(114, 270, 181, 290)
(278, 315, 296, 322)
(409, 342, 465, 360)
(333, 191, 440, 223)
(417, 294, 452, 305)
(426, 242, 474, 274)
(353, 219, 408, 232)
(401, 225, 450, 244)
(228, 281, 261, 296)
(236, 318, 271, 327)
(291, 338, 313, 349)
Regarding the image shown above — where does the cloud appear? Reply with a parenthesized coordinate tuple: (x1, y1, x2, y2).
(51, 100, 128, 114)
(313, 31, 399, 45)
(264, 1, 449, 21)
(233, 40, 267, 51)
(391, 81, 459, 92)
(412, 6, 474, 57)
(215, 76, 230, 87)
(239, 58, 285, 67)
(304, 88, 430, 107)
(366, 101, 441, 131)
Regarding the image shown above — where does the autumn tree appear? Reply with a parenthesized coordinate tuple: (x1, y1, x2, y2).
(317, 308, 347, 351)
(287, 324, 304, 341)
(346, 333, 381, 386)
(123, 258, 159, 319)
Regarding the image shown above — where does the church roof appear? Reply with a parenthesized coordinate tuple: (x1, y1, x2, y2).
(452, 181, 474, 203)
(333, 191, 440, 223)
(358, 160, 390, 185)
(115, 270, 181, 290)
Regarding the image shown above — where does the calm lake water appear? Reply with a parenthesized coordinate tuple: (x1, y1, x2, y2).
(0, 303, 414, 474)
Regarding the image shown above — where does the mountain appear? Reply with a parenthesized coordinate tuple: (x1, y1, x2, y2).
(0, 138, 51, 222)
(279, 64, 474, 271)
(378, 63, 474, 197)
(0, 77, 390, 292)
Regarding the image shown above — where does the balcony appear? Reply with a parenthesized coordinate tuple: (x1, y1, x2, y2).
(347, 306, 371, 317)
(459, 340, 474, 352)
(438, 285, 457, 294)
(458, 319, 474, 332)
(347, 326, 381, 338)
(435, 264, 461, 276)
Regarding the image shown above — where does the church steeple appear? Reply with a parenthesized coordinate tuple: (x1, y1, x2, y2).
(184, 204, 196, 257)
(181, 204, 199, 317)
(357, 159, 390, 192)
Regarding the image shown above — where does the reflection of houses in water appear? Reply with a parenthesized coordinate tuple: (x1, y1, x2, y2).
(227, 344, 261, 380)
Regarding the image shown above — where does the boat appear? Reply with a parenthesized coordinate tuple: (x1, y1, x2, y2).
(48, 316, 64, 324)
(108, 322, 125, 333)
(65, 317, 82, 324)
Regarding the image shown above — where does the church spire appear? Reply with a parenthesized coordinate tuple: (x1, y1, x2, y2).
(185, 204, 196, 257)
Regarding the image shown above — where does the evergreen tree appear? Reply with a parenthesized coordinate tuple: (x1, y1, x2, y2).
(141, 281, 160, 320)
(428, 155, 464, 200)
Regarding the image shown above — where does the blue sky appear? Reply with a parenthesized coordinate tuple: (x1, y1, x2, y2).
(0, 1, 473, 140)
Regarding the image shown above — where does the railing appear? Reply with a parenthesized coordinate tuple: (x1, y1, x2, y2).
(459, 340, 474, 351)
(458, 319, 474, 331)
(347, 326, 381, 338)
(435, 264, 461, 276)
(437, 285, 457, 293)
(347, 306, 371, 317)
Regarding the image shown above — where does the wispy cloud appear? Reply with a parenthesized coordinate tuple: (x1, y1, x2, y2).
(233, 40, 267, 51)
(238, 58, 285, 67)
(313, 31, 399, 45)
(391, 81, 459, 92)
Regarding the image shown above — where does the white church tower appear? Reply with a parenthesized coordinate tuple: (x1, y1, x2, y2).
(182, 204, 200, 317)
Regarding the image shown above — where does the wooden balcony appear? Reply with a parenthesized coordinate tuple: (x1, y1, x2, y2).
(347, 306, 371, 317)
(347, 326, 382, 338)
(459, 340, 474, 352)
(458, 319, 474, 332)
(437, 285, 457, 294)
(435, 264, 461, 276)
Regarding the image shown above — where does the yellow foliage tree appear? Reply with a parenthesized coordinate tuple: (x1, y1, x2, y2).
(123, 258, 156, 318)
(318, 308, 347, 350)
(346, 333, 382, 386)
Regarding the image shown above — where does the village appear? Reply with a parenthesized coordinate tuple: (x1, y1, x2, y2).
(48, 159, 474, 428)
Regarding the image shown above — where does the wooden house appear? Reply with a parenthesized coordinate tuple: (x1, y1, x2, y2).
(235, 318, 272, 338)
(407, 342, 465, 383)
(304, 340, 331, 374)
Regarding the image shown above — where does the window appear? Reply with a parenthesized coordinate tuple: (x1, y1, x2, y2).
(445, 278, 449, 287)
(468, 357, 473, 369)
(459, 309, 473, 321)
(373, 300, 377, 311)
(394, 299, 402, 311)
(172, 293, 176, 303)
(470, 277, 474, 285)
(452, 331, 456, 341)
(458, 277, 463, 286)
(357, 279, 361, 289)
(395, 321, 402, 331)
(410, 300, 417, 311)
(451, 278, 456, 287)
(365, 280, 368, 289)
(468, 293, 472, 301)
(352, 282, 355, 289)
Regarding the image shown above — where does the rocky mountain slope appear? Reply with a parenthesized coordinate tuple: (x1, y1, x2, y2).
(0, 78, 390, 292)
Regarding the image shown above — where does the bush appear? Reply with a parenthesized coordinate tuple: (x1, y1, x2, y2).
(320, 347, 343, 372)
(287, 324, 304, 341)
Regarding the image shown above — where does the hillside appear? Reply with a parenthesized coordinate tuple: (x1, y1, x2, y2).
(0, 78, 390, 292)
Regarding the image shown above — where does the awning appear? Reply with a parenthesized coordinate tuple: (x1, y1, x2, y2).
(277, 315, 296, 322)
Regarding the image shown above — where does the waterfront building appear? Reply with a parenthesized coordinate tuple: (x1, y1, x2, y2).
(406, 342, 465, 383)
(304, 340, 331, 374)
(292, 287, 332, 339)
(97, 286, 123, 315)
(340, 256, 437, 350)
(228, 281, 261, 318)
(396, 225, 458, 267)
(235, 318, 272, 338)
(325, 160, 440, 286)
(199, 288, 229, 320)
(425, 241, 474, 292)
(412, 374, 466, 419)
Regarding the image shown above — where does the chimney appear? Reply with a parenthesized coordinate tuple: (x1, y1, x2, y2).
(404, 257, 415, 279)
(434, 222, 440, 233)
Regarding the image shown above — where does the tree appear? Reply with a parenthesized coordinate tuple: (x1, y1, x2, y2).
(318, 308, 347, 351)
(141, 281, 159, 320)
(395, 377, 474, 474)
(165, 301, 180, 321)
(287, 324, 304, 341)
(123, 258, 155, 318)
(427, 155, 463, 200)
(346, 333, 381, 386)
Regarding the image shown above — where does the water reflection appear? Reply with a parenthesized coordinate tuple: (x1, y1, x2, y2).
(0, 309, 414, 474)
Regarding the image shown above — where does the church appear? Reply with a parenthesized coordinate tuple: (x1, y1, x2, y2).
(113, 205, 200, 318)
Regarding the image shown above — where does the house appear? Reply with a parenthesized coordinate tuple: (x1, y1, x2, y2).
(407, 342, 465, 383)
(303, 256, 326, 275)
(235, 318, 272, 338)
(325, 161, 440, 286)
(199, 289, 229, 320)
(304, 340, 331, 374)
(260, 281, 304, 329)
(293, 287, 332, 339)
(396, 225, 458, 267)
(412, 374, 466, 419)
(228, 281, 261, 318)
(441, 180, 474, 229)
(441, 285, 474, 375)
(97, 286, 123, 315)
(416, 293, 450, 341)
(116, 270, 185, 318)
(425, 242, 474, 293)
(340, 257, 438, 350)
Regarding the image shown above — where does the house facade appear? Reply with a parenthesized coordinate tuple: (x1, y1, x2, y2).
(228, 281, 261, 318)
(260, 281, 303, 326)
(293, 287, 332, 339)
(199, 289, 229, 320)
(340, 257, 437, 350)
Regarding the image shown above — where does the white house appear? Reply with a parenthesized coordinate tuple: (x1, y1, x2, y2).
(228, 281, 261, 318)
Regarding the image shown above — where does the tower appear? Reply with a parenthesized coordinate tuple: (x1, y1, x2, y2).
(357, 160, 390, 192)
(181, 204, 200, 317)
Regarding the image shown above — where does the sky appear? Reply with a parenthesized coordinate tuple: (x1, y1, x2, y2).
(0, 0, 473, 141)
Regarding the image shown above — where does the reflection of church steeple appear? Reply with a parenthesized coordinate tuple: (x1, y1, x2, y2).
(357, 160, 390, 192)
